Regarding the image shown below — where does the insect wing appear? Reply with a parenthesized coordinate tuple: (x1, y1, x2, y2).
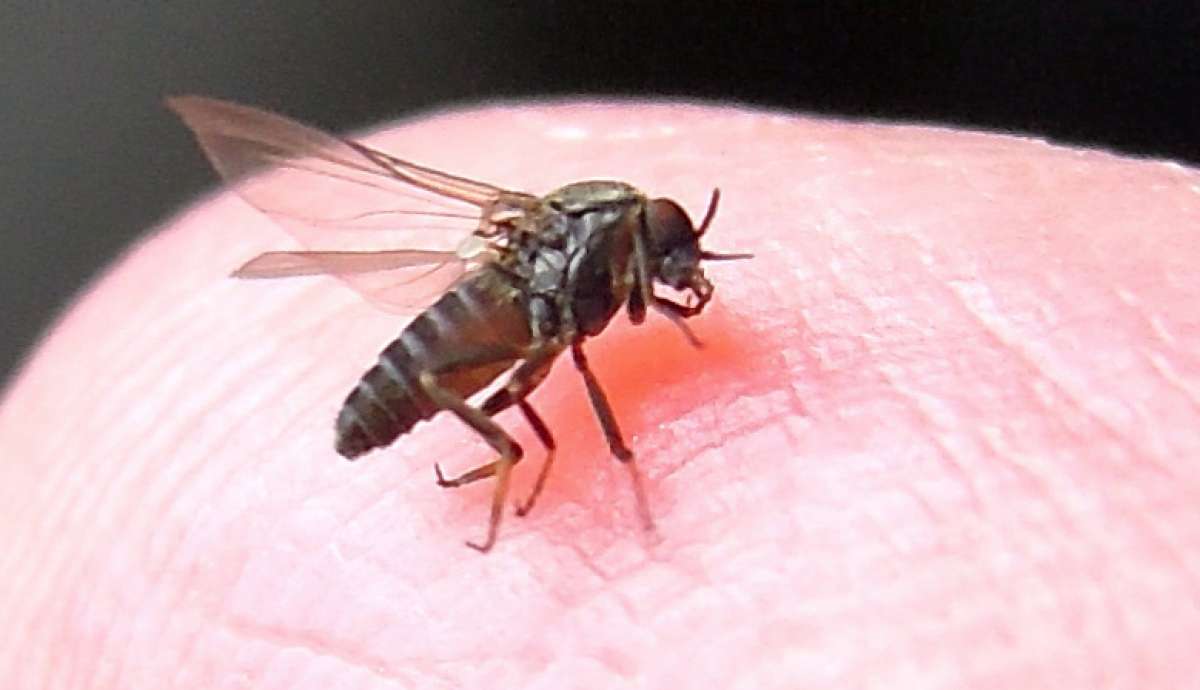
(233, 249, 462, 279)
(168, 96, 518, 310)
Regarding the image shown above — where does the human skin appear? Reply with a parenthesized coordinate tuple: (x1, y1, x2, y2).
(2, 102, 1199, 689)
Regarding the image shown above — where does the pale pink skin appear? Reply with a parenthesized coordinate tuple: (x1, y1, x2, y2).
(2, 102, 1199, 688)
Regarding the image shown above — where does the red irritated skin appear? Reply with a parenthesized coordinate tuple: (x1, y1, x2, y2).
(3, 103, 1200, 689)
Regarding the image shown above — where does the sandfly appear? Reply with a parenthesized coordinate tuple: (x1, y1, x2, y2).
(170, 97, 749, 551)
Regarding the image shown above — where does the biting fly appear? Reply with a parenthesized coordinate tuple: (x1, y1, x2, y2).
(170, 97, 750, 551)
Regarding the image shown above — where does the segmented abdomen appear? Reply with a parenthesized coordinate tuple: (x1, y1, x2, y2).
(335, 268, 532, 459)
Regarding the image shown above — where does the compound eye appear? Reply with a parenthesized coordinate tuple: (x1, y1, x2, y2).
(648, 198, 696, 249)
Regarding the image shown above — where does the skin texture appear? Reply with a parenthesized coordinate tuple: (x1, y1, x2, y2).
(3, 102, 1200, 688)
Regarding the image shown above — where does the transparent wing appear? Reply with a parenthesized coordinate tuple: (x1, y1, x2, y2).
(234, 249, 468, 308)
(168, 95, 532, 311)
(233, 249, 463, 279)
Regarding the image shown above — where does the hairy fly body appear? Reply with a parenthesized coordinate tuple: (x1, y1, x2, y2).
(170, 97, 749, 551)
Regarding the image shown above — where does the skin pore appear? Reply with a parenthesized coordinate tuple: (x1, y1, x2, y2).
(2, 103, 1199, 688)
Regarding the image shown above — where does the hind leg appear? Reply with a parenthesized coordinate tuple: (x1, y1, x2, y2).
(479, 345, 562, 517)
(416, 344, 527, 552)
(420, 366, 522, 553)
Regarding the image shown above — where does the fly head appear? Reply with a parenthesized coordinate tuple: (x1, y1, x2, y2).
(645, 189, 750, 314)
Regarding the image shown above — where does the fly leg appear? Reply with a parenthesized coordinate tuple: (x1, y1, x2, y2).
(651, 294, 704, 318)
(479, 343, 562, 517)
(631, 229, 703, 347)
(571, 342, 656, 532)
(423, 344, 522, 487)
(419, 344, 523, 552)
(511, 401, 554, 517)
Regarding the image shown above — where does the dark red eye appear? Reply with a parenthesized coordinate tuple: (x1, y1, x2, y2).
(648, 198, 696, 251)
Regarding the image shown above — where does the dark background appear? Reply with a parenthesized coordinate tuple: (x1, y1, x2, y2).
(3, 3, 1198, 384)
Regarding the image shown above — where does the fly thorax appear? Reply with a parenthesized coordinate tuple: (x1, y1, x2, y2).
(530, 248, 568, 293)
(529, 295, 559, 340)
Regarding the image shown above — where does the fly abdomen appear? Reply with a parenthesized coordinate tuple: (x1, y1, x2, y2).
(334, 268, 532, 459)
(335, 343, 434, 459)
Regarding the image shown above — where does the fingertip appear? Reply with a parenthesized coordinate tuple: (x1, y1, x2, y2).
(7, 100, 1197, 686)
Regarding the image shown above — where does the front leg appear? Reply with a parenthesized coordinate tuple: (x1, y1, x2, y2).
(570, 341, 655, 532)
(631, 229, 703, 347)
(651, 294, 704, 318)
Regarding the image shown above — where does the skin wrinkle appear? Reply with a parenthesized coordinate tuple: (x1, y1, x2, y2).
(944, 275, 1151, 472)
(1146, 350, 1200, 410)
(1128, 296, 1200, 435)
(933, 282, 1076, 518)
(651, 410, 767, 486)
(145, 353, 367, 686)
(216, 614, 432, 687)
(139, 346, 289, 551)
(873, 364, 991, 518)
(548, 543, 643, 640)
(828, 235, 999, 514)
(51, 304, 224, 588)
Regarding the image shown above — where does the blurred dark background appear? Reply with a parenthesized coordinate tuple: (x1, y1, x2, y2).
(3, 3, 1198, 384)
